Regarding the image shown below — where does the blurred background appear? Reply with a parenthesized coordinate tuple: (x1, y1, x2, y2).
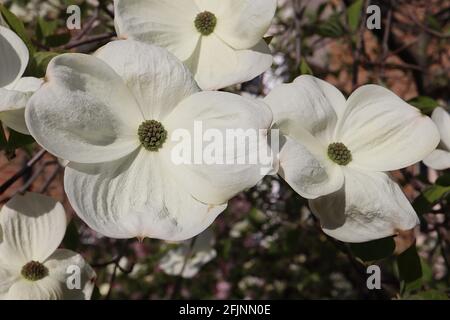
(0, 0, 449, 299)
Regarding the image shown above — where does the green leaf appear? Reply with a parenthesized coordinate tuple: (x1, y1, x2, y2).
(0, 4, 34, 55)
(6, 129, 34, 149)
(36, 17, 58, 40)
(62, 220, 80, 251)
(62, 0, 79, 6)
(221, 238, 232, 260)
(45, 33, 71, 47)
(435, 173, 450, 186)
(347, 0, 364, 32)
(425, 15, 442, 31)
(349, 236, 395, 262)
(397, 245, 422, 295)
(317, 15, 345, 38)
(36, 17, 71, 48)
(413, 172, 450, 214)
(1, 129, 34, 159)
(31, 51, 60, 77)
(412, 194, 430, 215)
(300, 58, 313, 75)
(423, 185, 450, 203)
(420, 258, 433, 284)
(413, 179, 450, 215)
(6, 129, 34, 151)
(317, 3, 328, 19)
(248, 208, 267, 225)
(408, 96, 439, 114)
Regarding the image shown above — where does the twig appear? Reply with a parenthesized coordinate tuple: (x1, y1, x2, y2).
(118, 262, 135, 274)
(99, 1, 115, 19)
(352, 0, 370, 89)
(436, 214, 450, 283)
(74, 8, 99, 41)
(328, 235, 393, 299)
(63, 32, 116, 50)
(371, 6, 426, 94)
(170, 237, 197, 299)
(13, 160, 58, 196)
(105, 240, 130, 300)
(39, 165, 61, 193)
(386, 39, 419, 58)
(362, 60, 426, 72)
(0, 149, 46, 195)
(105, 263, 119, 300)
(404, 9, 450, 39)
(31, 39, 50, 51)
(291, 0, 305, 66)
(15, 165, 46, 195)
(91, 258, 119, 268)
(379, 8, 392, 81)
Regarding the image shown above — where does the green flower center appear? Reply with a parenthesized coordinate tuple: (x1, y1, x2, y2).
(327, 142, 352, 166)
(21, 261, 49, 281)
(194, 11, 217, 36)
(138, 120, 167, 152)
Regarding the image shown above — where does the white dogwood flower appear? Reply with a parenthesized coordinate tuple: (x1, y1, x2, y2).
(264, 75, 440, 242)
(0, 192, 96, 300)
(26, 40, 272, 241)
(114, 0, 276, 90)
(0, 25, 42, 134)
(423, 107, 450, 170)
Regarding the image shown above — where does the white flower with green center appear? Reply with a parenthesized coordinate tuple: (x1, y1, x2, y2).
(0, 193, 96, 300)
(0, 25, 43, 134)
(264, 75, 440, 243)
(25, 40, 272, 241)
(113, 0, 276, 90)
(423, 107, 450, 170)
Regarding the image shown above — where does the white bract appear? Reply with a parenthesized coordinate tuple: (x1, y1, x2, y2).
(0, 192, 95, 300)
(0, 25, 42, 134)
(423, 107, 450, 170)
(114, 0, 276, 90)
(264, 75, 440, 243)
(26, 40, 272, 241)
